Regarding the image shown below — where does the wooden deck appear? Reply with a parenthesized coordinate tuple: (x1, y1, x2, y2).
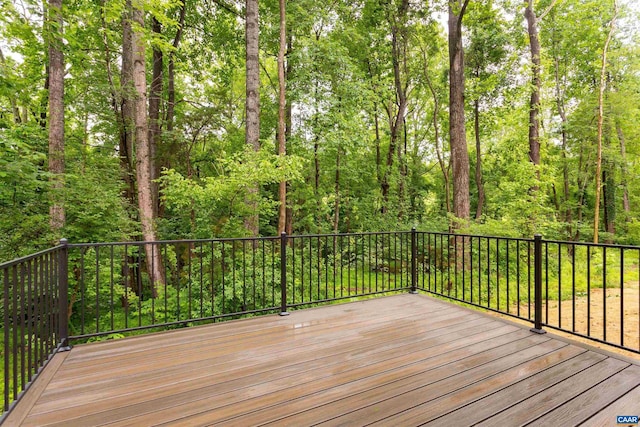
(4, 294, 640, 426)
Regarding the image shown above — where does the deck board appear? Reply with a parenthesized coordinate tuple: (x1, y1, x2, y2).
(3, 293, 638, 427)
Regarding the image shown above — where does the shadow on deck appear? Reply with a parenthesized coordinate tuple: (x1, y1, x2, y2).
(4, 294, 640, 426)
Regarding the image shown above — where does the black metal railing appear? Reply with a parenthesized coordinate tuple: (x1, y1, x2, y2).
(0, 241, 69, 417)
(2, 229, 639, 417)
(63, 231, 412, 341)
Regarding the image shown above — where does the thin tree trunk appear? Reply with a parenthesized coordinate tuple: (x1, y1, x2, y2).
(553, 52, 572, 234)
(166, 2, 185, 133)
(47, 0, 65, 232)
(381, 0, 409, 214)
(422, 51, 450, 214)
(149, 16, 163, 218)
(473, 99, 484, 220)
(244, 0, 260, 236)
(277, 0, 287, 234)
(397, 129, 406, 220)
(525, 0, 541, 188)
(616, 121, 631, 218)
(449, 0, 470, 224)
(602, 103, 615, 242)
(374, 103, 381, 185)
(593, 0, 617, 244)
(333, 148, 341, 233)
(120, 0, 136, 206)
(285, 35, 293, 235)
(132, 1, 164, 292)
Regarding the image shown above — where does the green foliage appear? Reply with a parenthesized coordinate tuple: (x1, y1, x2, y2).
(0, 0, 639, 259)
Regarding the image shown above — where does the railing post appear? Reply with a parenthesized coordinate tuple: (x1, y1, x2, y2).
(279, 232, 289, 316)
(530, 234, 546, 334)
(58, 238, 72, 351)
(410, 228, 418, 294)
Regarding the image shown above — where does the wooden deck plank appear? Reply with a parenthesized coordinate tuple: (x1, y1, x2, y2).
(178, 333, 552, 427)
(474, 357, 631, 426)
(364, 345, 589, 426)
(308, 339, 569, 426)
(531, 365, 640, 426)
(91, 325, 522, 426)
(54, 297, 439, 376)
(580, 385, 640, 426)
(28, 310, 490, 422)
(26, 312, 497, 425)
(2, 293, 636, 427)
(423, 350, 609, 426)
(43, 306, 449, 394)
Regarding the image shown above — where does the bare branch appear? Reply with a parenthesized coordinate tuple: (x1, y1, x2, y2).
(538, 0, 558, 21)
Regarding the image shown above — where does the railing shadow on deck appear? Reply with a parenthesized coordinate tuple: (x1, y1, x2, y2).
(1, 229, 639, 419)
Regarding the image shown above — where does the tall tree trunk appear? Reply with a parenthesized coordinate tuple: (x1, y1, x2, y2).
(120, 0, 136, 206)
(276, 0, 287, 234)
(616, 121, 631, 219)
(553, 52, 572, 234)
(47, 0, 65, 232)
(285, 35, 294, 235)
(422, 50, 450, 214)
(448, 0, 470, 224)
(593, 0, 617, 244)
(602, 104, 615, 242)
(374, 103, 381, 185)
(131, 1, 164, 292)
(381, 0, 409, 215)
(333, 148, 341, 233)
(149, 16, 163, 218)
(244, 0, 260, 236)
(161, 1, 185, 219)
(551, 15, 571, 232)
(525, 0, 541, 188)
(166, 2, 185, 133)
(473, 99, 484, 220)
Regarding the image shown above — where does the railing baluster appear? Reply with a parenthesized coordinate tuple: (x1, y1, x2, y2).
(587, 245, 591, 337)
(410, 228, 417, 294)
(603, 246, 607, 342)
(620, 247, 624, 347)
(95, 245, 100, 335)
(3, 266, 9, 412)
(280, 232, 288, 316)
(59, 240, 69, 350)
(572, 243, 576, 332)
(558, 243, 561, 329)
(531, 234, 545, 334)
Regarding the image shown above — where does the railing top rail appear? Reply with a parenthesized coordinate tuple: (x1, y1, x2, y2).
(286, 231, 409, 239)
(540, 238, 640, 250)
(64, 230, 414, 249)
(0, 245, 63, 269)
(67, 235, 282, 248)
(417, 230, 535, 243)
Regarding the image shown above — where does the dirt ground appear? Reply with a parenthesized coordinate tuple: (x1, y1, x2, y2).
(509, 281, 640, 360)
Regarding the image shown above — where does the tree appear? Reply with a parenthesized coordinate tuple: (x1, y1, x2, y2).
(448, 0, 470, 224)
(149, 15, 163, 216)
(277, 0, 287, 234)
(47, 0, 65, 232)
(593, 0, 618, 243)
(524, 0, 555, 192)
(245, 0, 260, 236)
(465, 1, 507, 220)
(380, 0, 410, 216)
(131, 0, 164, 290)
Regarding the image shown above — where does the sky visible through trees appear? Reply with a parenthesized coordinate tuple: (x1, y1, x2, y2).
(1, 0, 640, 260)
